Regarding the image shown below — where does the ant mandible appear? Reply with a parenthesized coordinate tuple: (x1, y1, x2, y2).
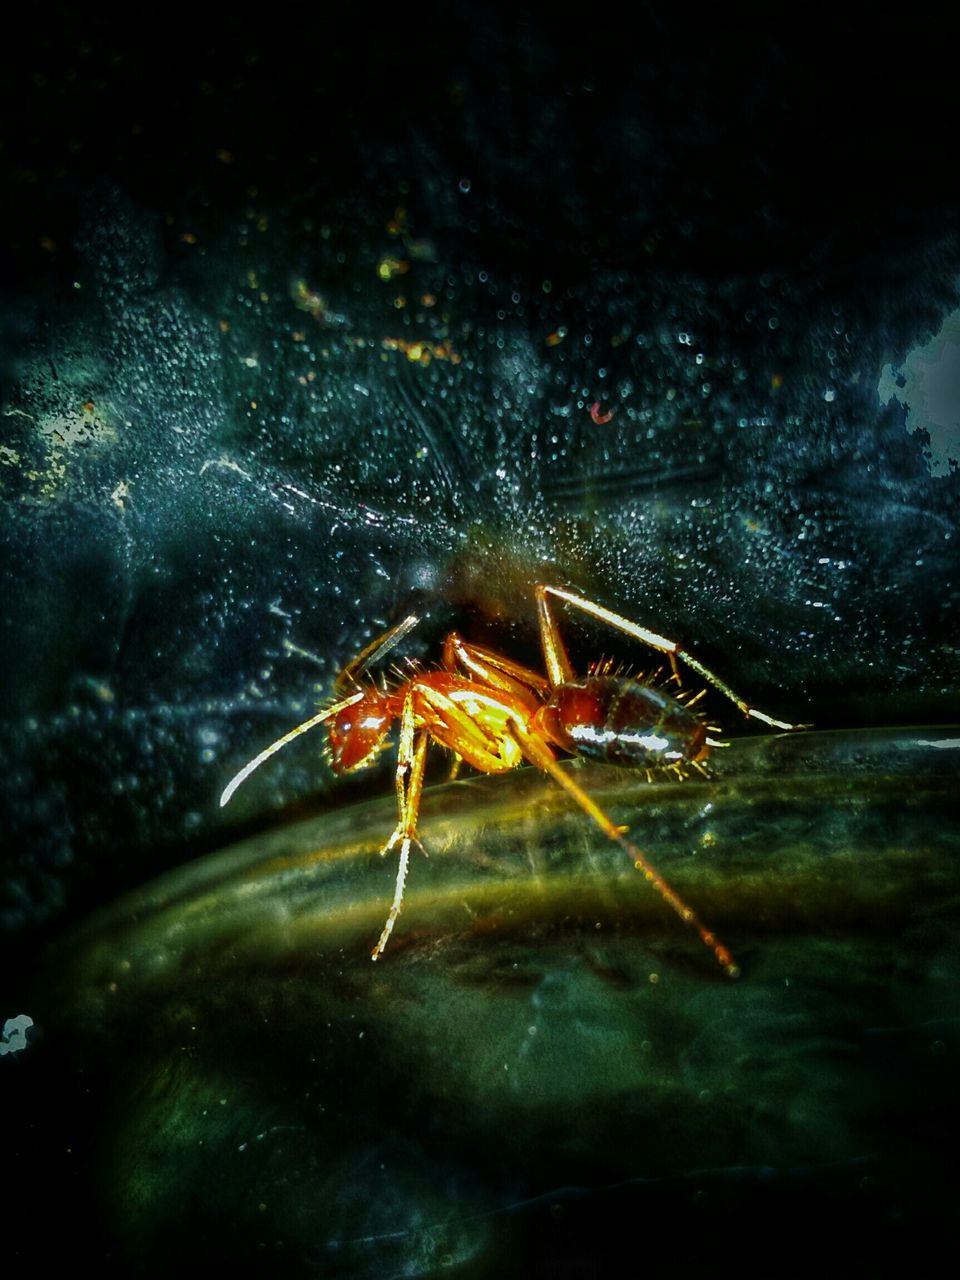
(221, 584, 805, 976)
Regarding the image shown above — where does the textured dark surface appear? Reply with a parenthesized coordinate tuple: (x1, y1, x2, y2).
(2, 7, 959, 1277)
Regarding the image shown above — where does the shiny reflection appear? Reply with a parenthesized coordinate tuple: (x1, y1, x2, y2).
(62, 727, 958, 988)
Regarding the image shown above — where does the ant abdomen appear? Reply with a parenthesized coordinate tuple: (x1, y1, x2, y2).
(532, 676, 709, 769)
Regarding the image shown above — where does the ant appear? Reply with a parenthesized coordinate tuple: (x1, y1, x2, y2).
(221, 585, 805, 976)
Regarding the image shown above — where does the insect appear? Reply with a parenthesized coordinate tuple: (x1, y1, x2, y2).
(221, 585, 805, 975)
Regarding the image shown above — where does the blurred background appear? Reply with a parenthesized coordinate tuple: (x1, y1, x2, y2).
(2, 5, 958, 1275)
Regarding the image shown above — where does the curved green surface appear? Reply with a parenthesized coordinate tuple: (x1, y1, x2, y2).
(39, 728, 960, 1277)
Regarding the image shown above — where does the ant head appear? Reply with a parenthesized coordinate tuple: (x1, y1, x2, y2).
(327, 687, 392, 773)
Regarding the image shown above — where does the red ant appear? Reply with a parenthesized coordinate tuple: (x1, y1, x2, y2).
(221, 585, 805, 975)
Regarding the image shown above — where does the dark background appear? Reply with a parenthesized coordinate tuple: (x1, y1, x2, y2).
(2, 4, 959, 1275)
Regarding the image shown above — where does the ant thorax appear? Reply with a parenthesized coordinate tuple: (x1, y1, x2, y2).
(533, 676, 709, 770)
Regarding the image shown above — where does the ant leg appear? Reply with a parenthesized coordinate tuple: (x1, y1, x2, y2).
(534, 586, 576, 687)
(413, 683, 521, 774)
(334, 614, 420, 693)
(509, 718, 739, 978)
(372, 693, 429, 960)
(535, 584, 806, 731)
(220, 690, 365, 807)
(442, 632, 550, 701)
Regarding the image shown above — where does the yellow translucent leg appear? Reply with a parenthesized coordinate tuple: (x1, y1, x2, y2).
(442, 632, 550, 701)
(534, 584, 806, 731)
(372, 691, 429, 960)
(510, 717, 740, 978)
